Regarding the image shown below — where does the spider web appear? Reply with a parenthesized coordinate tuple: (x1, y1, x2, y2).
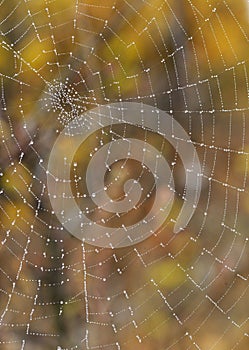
(0, 0, 249, 349)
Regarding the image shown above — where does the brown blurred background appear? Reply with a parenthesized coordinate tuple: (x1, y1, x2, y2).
(0, 0, 248, 349)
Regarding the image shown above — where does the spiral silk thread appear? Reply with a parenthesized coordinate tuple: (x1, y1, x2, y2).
(47, 102, 202, 248)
